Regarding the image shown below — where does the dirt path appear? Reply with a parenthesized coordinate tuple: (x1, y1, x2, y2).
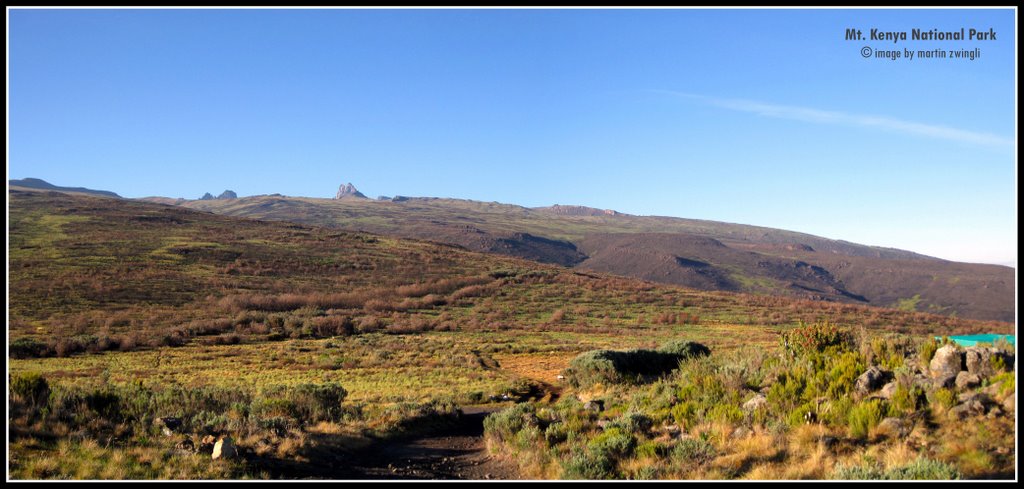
(334, 406, 520, 480)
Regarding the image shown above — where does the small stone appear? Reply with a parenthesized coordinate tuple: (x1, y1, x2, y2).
(879, 381, 898, 399)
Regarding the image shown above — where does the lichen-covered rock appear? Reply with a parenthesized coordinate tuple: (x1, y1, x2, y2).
(876, 417, 912, 438)
(930, 345, 964, 379)
(743, 393, 767, 411)
(879, 381, 898, 399)
(855, 366, 888, 396)
(955, 371, 981, 391)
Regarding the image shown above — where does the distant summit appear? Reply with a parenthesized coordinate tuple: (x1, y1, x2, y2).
(335, 183, 367, 199)
(535, 204, 622, 217)
(9, 178, 121, 198)
(199, 190, 237, 200)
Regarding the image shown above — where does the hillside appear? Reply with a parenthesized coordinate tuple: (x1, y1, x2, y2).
(8, 189, 1015, 480)
(10, 177, 122, 198)
(161, 193, 1014, 322)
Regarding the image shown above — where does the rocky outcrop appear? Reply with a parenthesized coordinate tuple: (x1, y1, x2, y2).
(743, 393, 767, 411)
(217, 190, 237, 199)
(955, 371, 981, 390)
(155, 416, 182, 437)
(855, 366, 889, 397)
(199, 192, 215, 200)
(335, 183, 367, 199)
(929, 345, 964, 387)
(212, 436, 237, 460)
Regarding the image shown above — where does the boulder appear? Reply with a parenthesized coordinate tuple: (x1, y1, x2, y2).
(879, 381, 898, 400)
(948, 393, 993, 420)
(855, 366, 889, 396)
(964, 347, 992, 377)
(212, 436, 237, 460)
(583, 400, 604, 413)
(876, 417, 912, 438)
(929, 345, 963, 379)
(1001, 395, 1014, 415)
(176, 437, 195, 453)
(933, 373, 957, 390)
(955, 371, 981, 391)
(199, 435, 217, 455)
(155, 416, 182, 437)
(743, 393, 767, 411)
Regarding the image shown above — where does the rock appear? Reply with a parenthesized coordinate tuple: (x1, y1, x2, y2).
(212, 436, 237, 460)
(879, 381, 898, 399)
(955, 371, 981, 391)
(948, 393, 993, 421)
(929, 345, 964, 379)
(199, 192, 215, 200)
(176, 437, 195, 452)
(199, 435, 218, 454)
(876, 417, 912, 438)
(1001, 395, 1014, 414)
(933, 373, 957, 389)
(803, 411, 818, 424)
(595, 419, 611, 430)
(743, 393, 767, 411)
(731, 426, 751, 439)
(217, 190, 237, 200)
(155, 417, 182, 436)
(583, 400, 604, 413)
(855, 366, 889, 396)
(334, 183, 367, 199)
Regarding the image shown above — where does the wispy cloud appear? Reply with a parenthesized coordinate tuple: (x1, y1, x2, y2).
(659, 91, 1015, 149)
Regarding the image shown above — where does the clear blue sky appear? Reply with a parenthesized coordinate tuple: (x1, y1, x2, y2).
(8, 8, 1017, 265)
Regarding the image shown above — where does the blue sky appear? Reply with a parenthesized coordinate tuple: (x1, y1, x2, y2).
(8, 8, 1017, 265)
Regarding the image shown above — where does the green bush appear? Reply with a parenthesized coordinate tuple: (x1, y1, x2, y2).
(561, 447, 615, 480)
(565, 341, 711, 389)
(888, 385, 924, 416)
(11, 372, 50, 407)
(848, 400, 884, 439)
(929, 388, 957, 410)
(10, 337, 51, 359)
(484, 403, 539, 445)
(835, 457, 960, 480)
(919, 338, 939, 366)
(657, 340, 711, 359)
(588, 427, 636, 459)
(671, 436, 716, 465)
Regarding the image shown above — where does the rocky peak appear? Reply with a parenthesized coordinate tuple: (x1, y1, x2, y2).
(335, 182, 367, 199)
(217, 190, 238, 200)
(199, 192, 215, 200)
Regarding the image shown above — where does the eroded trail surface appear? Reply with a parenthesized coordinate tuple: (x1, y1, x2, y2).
(335, 407, 520, 480)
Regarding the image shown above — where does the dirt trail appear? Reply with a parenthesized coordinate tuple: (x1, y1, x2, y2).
(333, 406, 520, 480)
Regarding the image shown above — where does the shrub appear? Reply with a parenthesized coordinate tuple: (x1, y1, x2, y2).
(10, 337, 51, 359)
(484, 403, 538, 445)
(848, 400, 884, 439)
(919, 338, 940, 366)
(565, 343, 710, 389)
(657, 340, 711, 359)
(11, 372, 50, 407)
(781, 322, 854, 357)
(835, 457, 961, 480)
(561, 447, 615, 480)
(671, 436, 716, 465)
(929, 388, 957, 411)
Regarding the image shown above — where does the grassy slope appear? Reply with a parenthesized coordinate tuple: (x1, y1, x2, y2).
(170, 194, 1015, 322)
(7, 190, 1013, 479)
